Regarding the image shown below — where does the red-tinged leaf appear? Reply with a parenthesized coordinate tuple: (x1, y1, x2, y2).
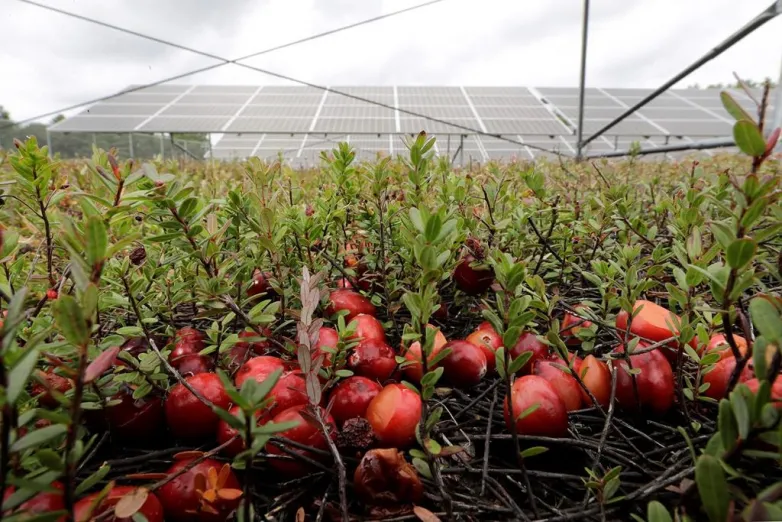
(438, 445, 465, 457)
(765, 127, 780, 156)
(201, 489, 217, 503)
(296, 507, 306, 522)
(193, 473, 207, 494)
(114, 487, 148, 518)
(84, 346, 120, 384)
(124, 473, 168, 480)
(216, 488, 243, 501)
(414, 505, 442, 522)
(217, 464, 231, 488)
(174, 450, 204, 460)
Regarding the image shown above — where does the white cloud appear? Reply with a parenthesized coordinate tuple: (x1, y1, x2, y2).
(1, 0, 780, 122)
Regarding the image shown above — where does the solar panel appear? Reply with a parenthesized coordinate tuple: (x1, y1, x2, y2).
(49, 84, 747, 162)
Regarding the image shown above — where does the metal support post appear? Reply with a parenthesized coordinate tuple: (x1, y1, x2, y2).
(92, 133, 97, 147)
(128, 133, 134, 158)
(581, 0, 782, 149)
(159, 134, 165, 158)
(208, 133, 213, 158)
(575, 0, 590, 161)
(585, 137, 733, 159)
(46, 129, 53, 157)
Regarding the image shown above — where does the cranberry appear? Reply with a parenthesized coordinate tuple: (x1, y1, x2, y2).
(165, 373, 231, 440)
(533, 360, 582, 412)
(465, 328, 502, 373)
(453, 255, 494, 295)
(403, 326, 447, 383)
(504, 375, 568, 438)
(234, 356, 286, 388)
(266, 405, 336, 477)
(74, 485, 164, 522)
(328, 376, 383, 425)
(509, 332, 549, 374)
(158, 457, 242, 522)
(31, 369, 72, 408)
(365, 384, 422, 448)
(349, 314, 386, 344)
(347, 340, 397, 383)
(105, 389, 164, 441)
(171, 354, 214, 376)
(440, 340, 488, 388)
(326, 290, 376, 321)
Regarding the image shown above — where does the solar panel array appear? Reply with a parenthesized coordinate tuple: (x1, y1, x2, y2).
(50, 84, 777, 163)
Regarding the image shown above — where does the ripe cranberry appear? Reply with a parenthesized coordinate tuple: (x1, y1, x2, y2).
(704, 333, 749, 361)
(612, 343, 675, 415)
(703, 357, 753, 400)
(31, 369, 72, 408)
(441, 340, 487, 388)
(337, 277, 353, 289)
(326, 290, 376, 321)
(266, 371, 309, 418)
(237, 328, 273, 354)
(533, 360, 582, 412)
(578, 355, 611, 408)
(561, 305, 593, 346)
(403, 326, 448, 383)
(466, 328, 501, 373)
(477, 321, 494, 332)
(433, 301, 449, 321)
(216, 405, 257, 457)
(165, 373, 231, 440)
(247, 269, 273, 297)
(234, 356, 286, 388)
(504, 375, 568, 437)
(105, 389, 164, 441)
(3, 481, 64, 521)
(170, 340, 200, 362)
(349, 313, 386, 343)
(314, 326, 339, 367)
(175, 327, 205, 348)
(74, 485, 164, 522)
(328, 376, 383, 425)
(46, 288, 58, 300)
(348, 340, 397, 383)
(745, 378, 782, 408)
(158, 457, 241, 522)
(615, 300, 697, 363)
(509, 332, 549, 374)
(453, 255, 494, 295)
(266, 405, 336, 476)
(366, 384, 422, 448)
(171, 353, 214, 376)
(121, 336, 150, 358)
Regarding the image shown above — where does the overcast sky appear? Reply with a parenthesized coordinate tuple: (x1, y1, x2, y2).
(1, 0, 780, 123)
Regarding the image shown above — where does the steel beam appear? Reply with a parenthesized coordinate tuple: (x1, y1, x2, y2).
(575, 0, 590, 161)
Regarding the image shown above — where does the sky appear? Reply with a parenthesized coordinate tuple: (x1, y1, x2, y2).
(1, 0, 781, 124)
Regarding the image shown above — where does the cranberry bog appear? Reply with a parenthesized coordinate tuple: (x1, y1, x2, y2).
(0, 96, 781, 522)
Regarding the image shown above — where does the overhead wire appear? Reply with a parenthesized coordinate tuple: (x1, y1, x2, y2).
(12, 0, 569, 156)
(3, 0, 447, 130)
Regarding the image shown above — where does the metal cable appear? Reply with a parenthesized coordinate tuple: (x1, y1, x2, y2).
(11, 0, 569, 156)
(1, 0, 447, 130)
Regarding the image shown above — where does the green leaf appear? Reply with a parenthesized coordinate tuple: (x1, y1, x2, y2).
(520, 446, 548, 458)
(720, 91, 754, 123)
(508, 351, 533, 375)
(733, 120, 766, 157)
(729, 392, 750, 441)
(749, 296, 782, 343)
(75, 464, 111, 495)
(52, 295, 90, 347)
(647, 500, 673, 522)
(11, 425, 67, 452)
(412, 457, 432, 479)
(85, 216, 108, 267)
(695, 454, 730, 522)
(7, 343, 42, 404)
(409, 208, 425, 234)
(516, 402, 540, 421)
(726, 238, 756, 270)
(36, 449, 64, 472)
(718, 399, 737, 451)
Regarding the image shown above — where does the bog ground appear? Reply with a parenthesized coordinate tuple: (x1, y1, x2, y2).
(0, 126, 781, 522)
